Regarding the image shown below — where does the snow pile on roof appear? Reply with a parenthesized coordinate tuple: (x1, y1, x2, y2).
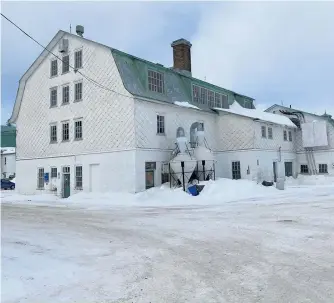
(1, 147, 16, 154)
(214, 101, 297, 127)
(174, 101, 199, 110)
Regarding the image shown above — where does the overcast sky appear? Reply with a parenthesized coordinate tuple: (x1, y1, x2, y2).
(1, 1, 334, 123)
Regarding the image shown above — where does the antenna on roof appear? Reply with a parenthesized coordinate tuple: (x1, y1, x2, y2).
(70, 24, 72, 33)
(281, 100, 283, 106)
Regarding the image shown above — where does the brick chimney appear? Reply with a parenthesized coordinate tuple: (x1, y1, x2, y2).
(171, 38, 192, 76)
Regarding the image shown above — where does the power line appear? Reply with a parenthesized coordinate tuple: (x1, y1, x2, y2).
(1, 13, 132, 100)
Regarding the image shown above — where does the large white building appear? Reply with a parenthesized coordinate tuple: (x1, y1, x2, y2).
(9, 28, 334, 197)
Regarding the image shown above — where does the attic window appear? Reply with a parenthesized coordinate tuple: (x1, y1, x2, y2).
(193, 85, 200, 103)
(208, 90, 214, 107)
(200, 87, 207, 104)
(148, 70, 164, 93)
(215, 93, 222, 108)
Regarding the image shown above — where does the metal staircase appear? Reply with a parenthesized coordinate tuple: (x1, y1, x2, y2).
(305, 147, 317, 175)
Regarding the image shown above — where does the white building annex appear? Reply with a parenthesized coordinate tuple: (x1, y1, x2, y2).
(9, 27, 334, 197)
(1, 147, 16, 179)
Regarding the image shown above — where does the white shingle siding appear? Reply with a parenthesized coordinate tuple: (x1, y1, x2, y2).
(134, 99, 216, 151)
(15, 33, 135, 160)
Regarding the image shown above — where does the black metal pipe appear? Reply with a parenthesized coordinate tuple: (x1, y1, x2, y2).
(202, 160, 205, 181)
(169, 163, 171, 188)
(213, 162, 216, 180)
(181, 161, 185, 192)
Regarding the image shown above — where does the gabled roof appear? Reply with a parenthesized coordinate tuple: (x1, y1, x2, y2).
(265, 104, 331, 117)
(9, 30, 67, 123)
(215, 101, 297, 128)
(9, 30, 255, 122)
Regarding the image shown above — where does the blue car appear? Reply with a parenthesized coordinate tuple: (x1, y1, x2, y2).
(1, 179, 15, 190)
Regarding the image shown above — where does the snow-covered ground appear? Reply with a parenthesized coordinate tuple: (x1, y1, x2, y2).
(2, 177, 334, 302)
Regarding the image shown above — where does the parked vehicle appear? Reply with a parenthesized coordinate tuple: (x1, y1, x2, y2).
(1, 179, 15, 190)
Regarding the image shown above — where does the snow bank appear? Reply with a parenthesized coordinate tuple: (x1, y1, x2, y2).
(174, 101, 200, 110)
(2, 178, 282, 208)
(1, 193, 59, 203)
(214, 101, 297, 127)
(200, 178, 278, 201)
(3, 177, 332, 208)
(286, 175, 334, 187)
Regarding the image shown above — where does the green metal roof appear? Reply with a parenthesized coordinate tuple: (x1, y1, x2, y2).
(111, 48, 254, 111)
(1, 125, 16, 147)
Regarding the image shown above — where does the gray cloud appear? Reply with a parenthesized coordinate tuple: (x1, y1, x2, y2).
(191, 1, 334, 114)
(2, 1, 333, 117)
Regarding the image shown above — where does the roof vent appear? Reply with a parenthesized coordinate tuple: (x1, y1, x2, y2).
(76, 25, 84, 37)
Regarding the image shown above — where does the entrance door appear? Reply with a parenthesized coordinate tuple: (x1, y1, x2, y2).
(89, 164, 100, 192)
(273, 162, 277, 182)
(145, 162, 156, 189)
(62, 166, 70, 198)
(285, 162, 293, 177)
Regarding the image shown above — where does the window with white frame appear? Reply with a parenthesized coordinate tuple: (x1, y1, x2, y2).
(221, 94, 228, 108)
(157, 115, 165, 134)
(62, 122, 69, 141)
(75, 166, 83, 189)
(74, 120, 83, 140)
(74, 50, 82, 69)
(50, 87, 57, 107)
(50, 59, 58, 77)
(288, 131, 292, 142)
(193, 85, 200, 103)
(208, 90, 214, 107)
(51, 167, 57, 178)
(214, 92, 222, 108)
(50, 124, 57, 143)
(74, 82, 83, 101)
(62, 55, 70, 73)
(319, 164, 328, 174)
(200, 87, 207, 104)
(261, 126, 267, 138)
(268, 127, 273, 139)
(148, 70, 164, 93)
(283, 130, 287, 141)
(37, 168, 44, 189)
(62, 85, 69, 104)
(300, 164, 309, 174)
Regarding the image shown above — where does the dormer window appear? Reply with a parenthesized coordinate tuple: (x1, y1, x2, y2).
(148, 70, 164, 93)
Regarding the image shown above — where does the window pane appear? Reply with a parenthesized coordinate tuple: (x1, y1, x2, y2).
(261, 126, 266, 138)
(157, 115, 165, 134)
(75, 166, 83, 188)
(50, 60, 58, 77)
(75, 120, 82, 139)
(75, 50, 82, 69)
(221, 95, 228, 108)
(75, 82, 82, 101)
(51, 167, 57, 178)
(37, 168, 44, 189)
(214, 93, 222, 108)
(62, 55, 69, 73)
(208, 90, 214, 107)
(148, 70, 164, 93)
(62, 123, 69, 141)
(50, 88, 57, 107)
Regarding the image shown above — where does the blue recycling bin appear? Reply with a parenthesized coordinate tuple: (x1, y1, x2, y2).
(188, 185, 199, 196)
